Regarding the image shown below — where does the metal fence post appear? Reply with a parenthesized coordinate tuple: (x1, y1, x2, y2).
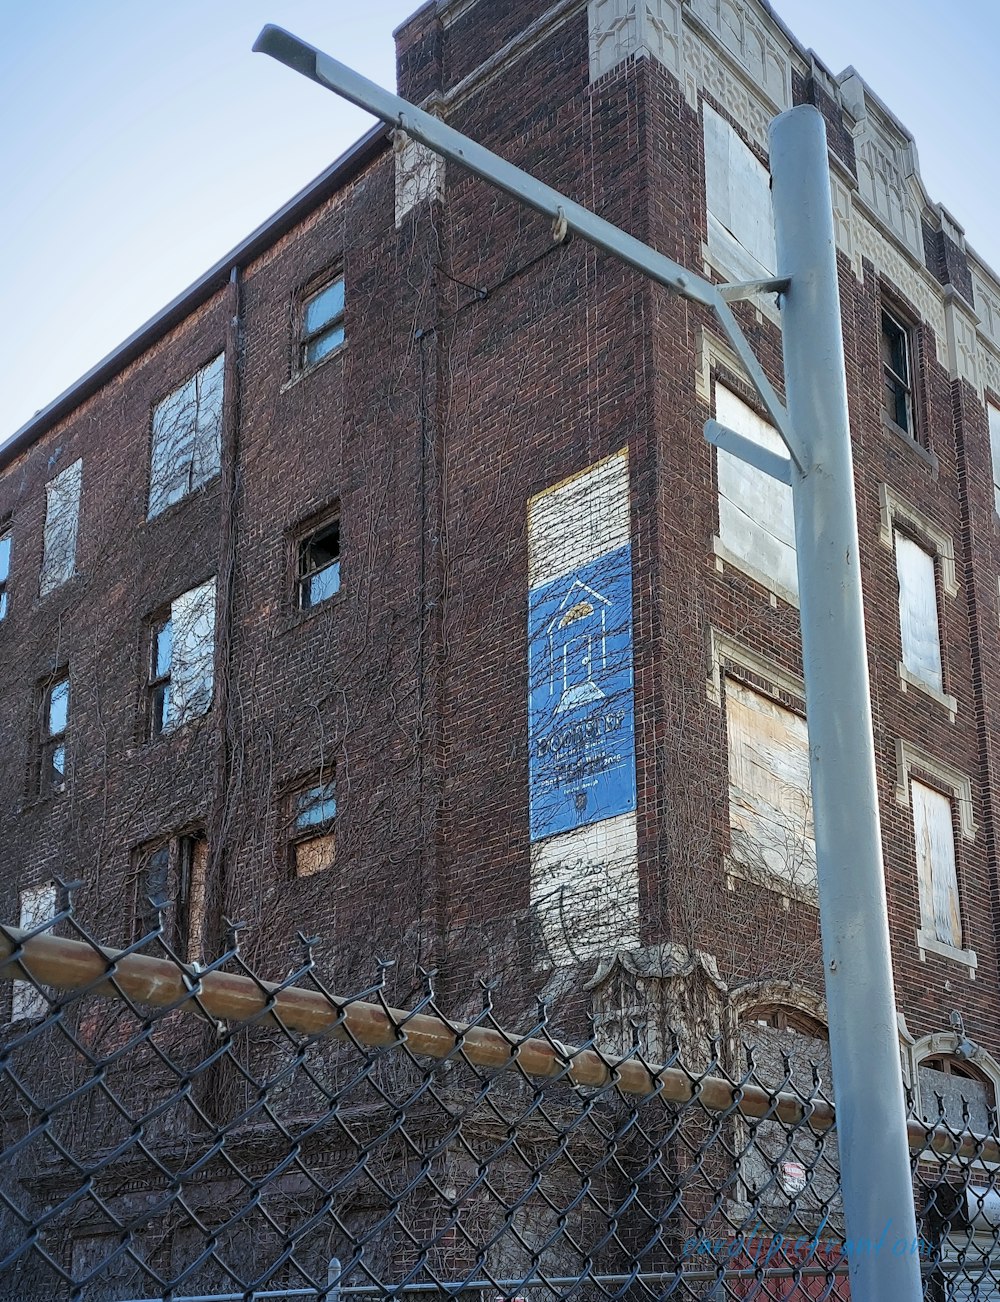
(769, 104, 922, 1300)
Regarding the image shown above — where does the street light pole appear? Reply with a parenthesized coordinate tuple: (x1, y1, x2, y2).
(253, 26, 922, 1299)
(769, 105, 923, 1297)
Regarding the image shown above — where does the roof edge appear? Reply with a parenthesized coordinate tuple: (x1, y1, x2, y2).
(0, 123, 390, 474)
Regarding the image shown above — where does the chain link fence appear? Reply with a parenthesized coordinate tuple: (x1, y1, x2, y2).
(0, 897, 997, 1301)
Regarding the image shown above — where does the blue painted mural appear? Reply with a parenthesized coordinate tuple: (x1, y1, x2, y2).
(528, 543, 636, 841)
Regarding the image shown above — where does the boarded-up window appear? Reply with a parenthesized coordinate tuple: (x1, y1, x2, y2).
(288, 775, 336, 877)
(703, 104, 776, 281)
(148, 354, 224, 518)
(989, 404, 1000, 515)
(918, 1059, 994, 1132)
(716, 386, 797, 597)
(895, 531, 942, 692)
(12, 882, 57, 1020)
(40, 458, 82, 594)
(912, 779, 962, 948)
(726, 678, 815, 889)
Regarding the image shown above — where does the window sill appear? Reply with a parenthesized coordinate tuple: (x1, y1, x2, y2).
(879, 416, 938, 472)
(725, 856, 818, 910)
(898, 664, 957, 721)
(279, 590, 343, 636)
(35, 572, 83, 607)
(916, 929, 977, 976)
(712, 539, 799, 610)
(279, 344, 345, 395)
(145, 474, 222, 526)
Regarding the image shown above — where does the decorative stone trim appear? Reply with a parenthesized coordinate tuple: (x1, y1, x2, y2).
(706, 627, 804, 709)
(878, 484, 959, 597)
(894, 737, 977, 841)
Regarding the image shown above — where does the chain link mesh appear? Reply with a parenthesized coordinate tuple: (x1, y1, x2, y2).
(0, 899, 996, 1300)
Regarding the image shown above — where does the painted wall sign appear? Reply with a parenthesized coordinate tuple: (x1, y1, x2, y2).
(528, 543, 635, 841)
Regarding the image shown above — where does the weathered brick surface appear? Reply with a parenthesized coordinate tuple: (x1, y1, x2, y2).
(1, 0, 1000, 1067)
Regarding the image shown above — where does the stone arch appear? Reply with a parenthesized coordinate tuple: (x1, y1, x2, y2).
(910, 1030, 1000, 1133)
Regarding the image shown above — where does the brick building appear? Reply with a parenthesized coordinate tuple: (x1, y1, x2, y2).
(3, 0, 1000, 1291)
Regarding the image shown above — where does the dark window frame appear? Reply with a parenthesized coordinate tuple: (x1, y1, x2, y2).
(296, 272, 345, 373)
(0, 522, 11, 621)
(38, 671, 70, 796)
(297, 518, 341, 611)
(131, 831, 208, 960)
(881, 306, 916, 437)
(148, 609, 173, 738)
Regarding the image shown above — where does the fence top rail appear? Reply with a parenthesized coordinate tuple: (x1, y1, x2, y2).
(0, 924, 991, 1161)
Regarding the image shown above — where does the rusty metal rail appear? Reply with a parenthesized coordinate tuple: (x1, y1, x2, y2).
(0, 923, 992, 1163)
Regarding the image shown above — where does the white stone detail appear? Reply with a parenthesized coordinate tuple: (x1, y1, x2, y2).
(688, 0, 790, 109)
(830, 173, 862, 280)
(588, 0, 682, 79)
(945, 295, 981, 396)
(394, 132, 445, 227)
(683, 28, 772, 149)
(840, 74, 923, 261)
(973, 269, 1000, 353)
(981, 345, 1000, 403)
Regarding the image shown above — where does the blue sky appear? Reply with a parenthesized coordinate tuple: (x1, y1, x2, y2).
(1, 1, 996, 446)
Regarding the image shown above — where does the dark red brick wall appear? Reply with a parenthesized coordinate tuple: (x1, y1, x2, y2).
(1, 0, 1000, 1067)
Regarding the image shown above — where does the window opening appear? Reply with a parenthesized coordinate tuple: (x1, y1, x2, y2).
(881, 309, 913, 434)
(298, 521, 341, 610)
(300, 276, 345, 369)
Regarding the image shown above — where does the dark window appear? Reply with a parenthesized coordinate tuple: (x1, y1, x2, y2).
(288, 773, 336, 877)
(298, 521, 341, 610)
(0, 526, 10, 620)
(133, 833, 208, 960)
(40, 674, 69, 795)
(881, 309, 913, 434)
(149, 613, 172, 736)
(300, 276, 345, 370)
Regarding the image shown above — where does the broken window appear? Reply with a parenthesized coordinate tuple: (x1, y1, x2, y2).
(988, 403, 1000, 514)
(895, 530, 943, 693)
(715, 384, 797, 597)
(703, 104, 776, 281)
(40, 458, 82, 594)
(912, 778, 962, 950)
(12, 882, 57, 1020)
(299, 275, 345, 370)
(726, 676, 815, 891)
(39, 673, 70, 795)
(148, 353, 224, 518)
(297, 519, 341, 610)
(881, 308, 914, 435)
(0, 524, 10, 619)
(133, 833, 208, 960)
(147, 578, 216, 736)
(288, 773, 336, 877)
